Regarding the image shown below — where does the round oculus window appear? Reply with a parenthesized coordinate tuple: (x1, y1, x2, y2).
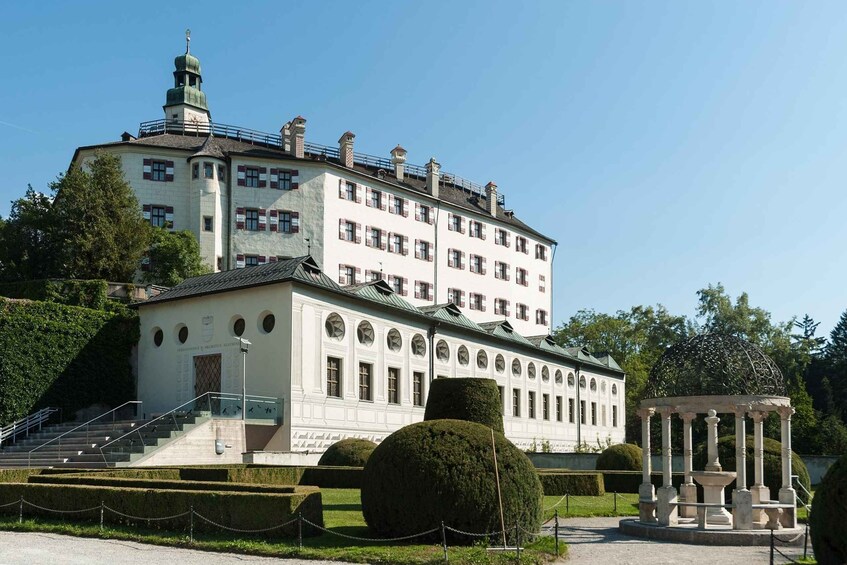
(542, 366, 550, 382)
(325, 313, 345, 340)
(233, 318, 245, 337)
(178, 326, 188, 344)
(477, 350, 488, 370)
(262, 313, 275, 333)
(457, 345, 469, 366)
(527, 362, 536, 380)
(357, 321, 375, 346)
(512, 359, 522, 377)
(411, 334, 426, 357)
(153, 329, 163, 347)
(387, 329, 402, 352)
(436, 340, 450, 362)
(495, 354, 505, 373)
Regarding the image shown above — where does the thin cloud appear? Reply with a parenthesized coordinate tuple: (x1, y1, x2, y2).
(0, 120, 39, 134)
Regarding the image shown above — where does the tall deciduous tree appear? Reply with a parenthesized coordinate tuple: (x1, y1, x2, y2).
(51, 152, 151, 281)
(143, 228, 211, 287)
(0, 187, 58, 281)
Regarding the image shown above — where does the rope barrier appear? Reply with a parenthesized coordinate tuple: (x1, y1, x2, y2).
(543, 494, 567, 511)
(193, 511, 298, 534)
(302, 517, 439, 542)
(22, 500, 100, 514)
(103, 507, 191, 522)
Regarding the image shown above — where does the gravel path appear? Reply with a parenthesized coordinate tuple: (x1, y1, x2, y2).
(0, 532, 335, 565)
(557, 517, 811, 564)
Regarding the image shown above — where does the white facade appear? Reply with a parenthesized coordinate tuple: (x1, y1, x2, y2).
(137, 259, 625, 453)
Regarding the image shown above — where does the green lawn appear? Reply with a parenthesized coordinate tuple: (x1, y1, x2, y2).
(543, 492, 640, 521)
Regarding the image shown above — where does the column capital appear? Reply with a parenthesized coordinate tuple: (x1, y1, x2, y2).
(734, 404, 751, 417)
(749, 410, 767, 423)
(680, 412, 697, 423)
(657, 406, 675, 418)
(777, 406, 795, 420)
(638, 408, 655, 420)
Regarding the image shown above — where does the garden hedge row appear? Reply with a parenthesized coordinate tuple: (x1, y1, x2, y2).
(0, 482, 322, 537)
(0, 298, 138, 426)
(28, 475, 304, 493)
(536, 472, 605, 496)
(0, 279, 109, 311)
(599, 471, 685, 493)
(423, 378, 504, 432)
(318, 438, 376, 467)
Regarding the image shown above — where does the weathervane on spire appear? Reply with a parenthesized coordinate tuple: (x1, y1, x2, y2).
(185, 29, 191, 54)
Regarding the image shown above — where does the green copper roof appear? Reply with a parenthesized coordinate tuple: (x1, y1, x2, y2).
(165, 49, 208, 111)
(346, 281, 420, 313)
(175, 53, 201, 74)
(478, 321, 536, 347)
(420, 303, 484, 331)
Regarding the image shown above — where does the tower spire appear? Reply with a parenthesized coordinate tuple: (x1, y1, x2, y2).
(163, 31, 210, 126)
(185, 28, 191, 54)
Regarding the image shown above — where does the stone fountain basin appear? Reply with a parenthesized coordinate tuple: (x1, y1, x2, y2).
(690, 470, 736, 487)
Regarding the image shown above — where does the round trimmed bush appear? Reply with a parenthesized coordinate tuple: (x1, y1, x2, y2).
(318, 438, 376, 467)
(596, 443, 642, 471)
(692, 435, 811, 496)
(810, 453, 847, 565)
(361, 419, 542, 542)
(423, 377, 504, 432)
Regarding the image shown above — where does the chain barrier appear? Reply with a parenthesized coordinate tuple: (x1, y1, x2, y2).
(443, 525, 503, 538)
(772, 544, 802, 565)
(103, 506, 191, 522)
(193, 511, 298, 534)
(0, 500, 21, 509)
(22, 500, 100, 514)
(302, 517, 439, 542)
(543, 494, 567, 511)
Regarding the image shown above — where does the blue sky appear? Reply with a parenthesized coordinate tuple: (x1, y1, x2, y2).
(1, 1, 846, 338)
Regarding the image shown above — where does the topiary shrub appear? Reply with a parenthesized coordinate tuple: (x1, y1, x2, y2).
(596, 443, 642, 471)
(318, 438, 377, 467)
(692, 435, 811, 497)
(810, 453, 847, 565)
(361, 419, 542, 542)
(423, 378, 503, 432)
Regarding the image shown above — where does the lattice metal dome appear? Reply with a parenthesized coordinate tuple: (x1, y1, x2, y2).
(645, 334, 785, 398)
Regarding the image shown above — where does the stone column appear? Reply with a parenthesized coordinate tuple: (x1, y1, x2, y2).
(732, 407, 752, 529)
(679, 412, 697, 518)
(750, 411, 770, 506)
(778, 406, 797, 528)
(638, 408, 657, 523)
(656, 407, 678, 526)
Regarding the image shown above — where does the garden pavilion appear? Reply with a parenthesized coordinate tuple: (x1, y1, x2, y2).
(622, 334, 802, 544)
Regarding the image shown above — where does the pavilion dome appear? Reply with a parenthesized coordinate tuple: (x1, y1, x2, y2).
(644, 334, 785, 399)
(174, 52, 201, 74)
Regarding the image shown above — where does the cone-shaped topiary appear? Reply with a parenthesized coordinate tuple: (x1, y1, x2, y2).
(423, 378, 503, 432)
(810, 453, 847, 565)
(317, 438, 377, 467)
(692, 435, 810, 497)
(596, 443, 643, 471)
(361, 419, 542, 542)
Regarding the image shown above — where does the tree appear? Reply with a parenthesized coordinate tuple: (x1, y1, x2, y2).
(51, 152, 151, 281)
(0, 186, 58, 281)
(142, 229, 210, 287)
(824, 309, 847, 419)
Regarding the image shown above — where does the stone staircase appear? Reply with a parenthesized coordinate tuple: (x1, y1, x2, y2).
(0, 413, 209, 469)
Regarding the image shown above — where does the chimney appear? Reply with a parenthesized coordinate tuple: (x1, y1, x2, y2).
(426, 157, 440, 198)
(291, 116, 306, 159)
(339, 131, 355, 168)
(484, 181, 498, 217)
(390, 145, 407, 182)
(280, 122, 291, 153)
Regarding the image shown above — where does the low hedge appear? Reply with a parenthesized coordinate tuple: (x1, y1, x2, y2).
(27, 475, 303, 493)
(0, 482, 321, 537)
(537, 472, 605, 496)
(596, 444, 642, 471)
(600, 471, 685, 493)
(0, 279, 109, 311)
(318, 438, 376, 467)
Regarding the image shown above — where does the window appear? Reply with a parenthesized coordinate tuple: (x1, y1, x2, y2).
(542, 394, 549, 420)
(539, 275, 546, 293)
(419, 205, 430, 223)
(536, 310, 548, 326)
(528, 391, 536, 418)
(436, 340, 449, 361)
(512, 358, 522, 377)
(495, 354, 505, 373)
(278, 170, 292, 190)
(535, 244, 548, 260)
(192, 163, 199, 179)
(590, 378, 597, 392)
(359, 363, 373, 401)
(343, 265, 356, 285)
(151, 206, 166, 228)
(246, 167, 260, 188)
(495, 228, 509, 246)
(368, 270, 382, 282)
(392, 196, 404, 215)
(391, 276, 405, 295)
(357, 321, 375, 346)
(217, 164, 226, 180)
(246, 209, 260, 231)
(569, 398, 575, 423)
(457, 345, 469, 366)
(516, 303, 528, 321)
(450, 214, 462, 232)
(448, 288, 464, 308)
(516, 236, 528, 254)
(556, 396, 563, 422)
(203, 216, 213, 232)
(151, 161, 167, 182)
(262, 314, 275, 333)
(279, 211, 292, 233)
(612, 384, 618, 396)
(528, 362, 536, 380)
(448, 249, 463, 269)
(327, 357, 342, 398)
(203, 162, 214, 179)
(512, 389, 521, 417)
(411, 334, 426, 357)
(413, 371, 424, 406)
(470, 293, 484, 311)
(516, 268, 528, 286)
(591, 402, 597, 425)
(343, 221, 356, 242)
(495, 261, 509, 280)
(542, 366, 550, 382)
(245, 255, 259, 267)
(417, 240, 431, 261)
(370, 189, 382, 209)
(416, 281, 432, 300)
(153, 328, 163, 347)
(469, 220, 483, 238)
(477, 350, 488, 369)
(391, 234, 403, 254)
(388, 367, 399, 404)
(325, 313, 345, 340)
(470, 255, 484, 274)
(345, 181, 356, 201)
(555, 370, 563, 384)
(495, 298, 510, 317)
(369, 227, 383, 248)
(580, 400, 587, 424)
(386, 329, 402, 352)
(612, 405, 618, 427)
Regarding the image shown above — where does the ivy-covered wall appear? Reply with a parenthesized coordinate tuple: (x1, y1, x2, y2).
(0, 298, 138, 425)
(0, 279, 109, 311)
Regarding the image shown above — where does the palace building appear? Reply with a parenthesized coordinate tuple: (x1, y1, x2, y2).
(73, 37, 625, 455)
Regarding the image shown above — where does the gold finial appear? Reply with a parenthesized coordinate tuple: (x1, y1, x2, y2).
(185, 29, 191, 53)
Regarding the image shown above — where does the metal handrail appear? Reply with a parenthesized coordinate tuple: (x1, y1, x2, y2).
(0, 407, 59, 449)
(792, 474, 813, 512)
(27, 401, 141, 468)
(98, 392, 280, 464)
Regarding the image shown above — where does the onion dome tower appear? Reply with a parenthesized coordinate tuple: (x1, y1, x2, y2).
(163, 29, 211, 127)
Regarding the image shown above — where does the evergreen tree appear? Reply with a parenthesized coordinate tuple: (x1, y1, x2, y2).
(0, 187, 58, 281)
